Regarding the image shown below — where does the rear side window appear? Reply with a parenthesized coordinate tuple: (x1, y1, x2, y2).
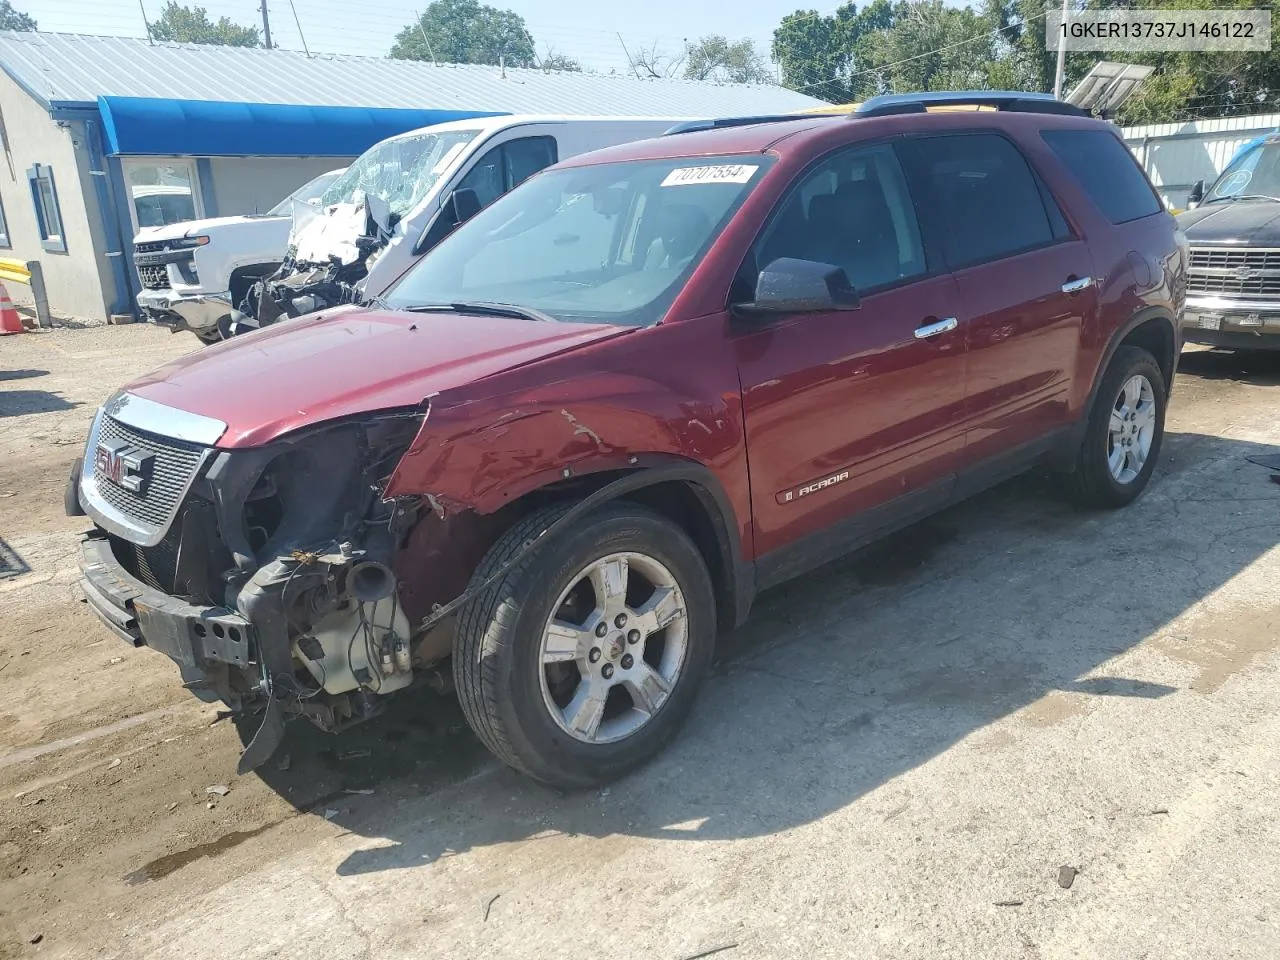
(1042, 129, 1161, 224)
(901, 133, 1064, 269)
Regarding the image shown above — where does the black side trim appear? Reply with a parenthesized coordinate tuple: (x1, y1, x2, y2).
(756, 477, 954, 592)
(754, 426, 1075, 591)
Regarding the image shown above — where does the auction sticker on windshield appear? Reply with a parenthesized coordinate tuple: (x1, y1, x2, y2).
(662, 164, 759, 187)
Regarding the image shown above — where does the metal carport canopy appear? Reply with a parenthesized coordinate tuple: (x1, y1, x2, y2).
(96, 96, 505, 157)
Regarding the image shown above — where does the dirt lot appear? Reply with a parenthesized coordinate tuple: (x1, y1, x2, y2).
(2, 325, 1279, 960)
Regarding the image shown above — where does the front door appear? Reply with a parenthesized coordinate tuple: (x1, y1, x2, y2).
(899, 132, 1097, 462)
(733, 142, 968, 581)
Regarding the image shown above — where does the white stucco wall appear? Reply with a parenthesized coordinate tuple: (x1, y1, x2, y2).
(206, 157, 353, 216)
(0, 70, 113, 322)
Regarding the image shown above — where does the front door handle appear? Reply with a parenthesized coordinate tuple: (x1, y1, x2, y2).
(1062, 275, 1094, 295)
(914, 316, 958, 339)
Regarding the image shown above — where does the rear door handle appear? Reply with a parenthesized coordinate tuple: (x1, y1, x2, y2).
(1062, 276, 1094, 295)
(913, 316, 958, 339)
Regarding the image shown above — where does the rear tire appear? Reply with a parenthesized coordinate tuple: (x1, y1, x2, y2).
(1066, 345, 1166, 508)
(453, 501, 716, 788)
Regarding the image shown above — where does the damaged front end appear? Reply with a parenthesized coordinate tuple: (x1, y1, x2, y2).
(229, 198, 393, 335)
(73, 395, 438, 772)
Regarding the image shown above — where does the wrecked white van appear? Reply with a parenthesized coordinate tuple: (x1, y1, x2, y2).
(232, 115, 690, 332)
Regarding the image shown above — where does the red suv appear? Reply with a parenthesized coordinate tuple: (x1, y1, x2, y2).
(71, 92, 1185, 787)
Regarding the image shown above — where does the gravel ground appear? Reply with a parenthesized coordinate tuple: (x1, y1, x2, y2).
(1, 326, 1278, 960)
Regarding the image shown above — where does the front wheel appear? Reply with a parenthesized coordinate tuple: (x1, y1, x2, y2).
(1066, 345, 1167, 508)
(454, 502, 716, 788)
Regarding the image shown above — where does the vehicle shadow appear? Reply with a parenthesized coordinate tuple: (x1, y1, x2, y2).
(0, 369, 48, 382)
(245, 429, 1280, 878)
(0, 537, 29, 580)
(1178, 346, 1280, 385)
(0, 390, 78, 417)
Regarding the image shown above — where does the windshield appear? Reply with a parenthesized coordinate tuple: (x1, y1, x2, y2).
(1207, 139, 1280, 202)
(386, 155, 771, 325)
(319, 130, 481, 218)
(267, 169, 345, 216)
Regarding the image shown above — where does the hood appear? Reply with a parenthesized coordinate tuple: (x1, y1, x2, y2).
(1176, 200, 1280, 245)
(122, 307, 627, 448)
(134, 214, 286, 244)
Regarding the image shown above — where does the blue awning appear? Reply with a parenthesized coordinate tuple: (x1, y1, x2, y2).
(97, 96, 505, 157)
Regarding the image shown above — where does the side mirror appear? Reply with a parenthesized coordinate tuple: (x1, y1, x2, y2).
(1187, 179, 1205, 209)
(447, 187, 482, 226)
(735, 257, 861, 316)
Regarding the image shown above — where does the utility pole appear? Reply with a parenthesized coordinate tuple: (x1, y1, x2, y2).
(138, 0, 153, 44)
(259, 0, 273, 49)
(1052, 0, 1070, 99)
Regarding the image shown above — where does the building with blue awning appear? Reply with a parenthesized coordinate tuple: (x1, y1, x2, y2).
(0, 31, 825, 322)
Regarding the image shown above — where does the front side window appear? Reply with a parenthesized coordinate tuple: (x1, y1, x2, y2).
(901, 133, 1064, 269)
(456, 136, 559, 208)
(27, 164, 66, 253)
(321, 129, 481, 219)
(388, 155, 770, 326)
(746, 142, 926, 295)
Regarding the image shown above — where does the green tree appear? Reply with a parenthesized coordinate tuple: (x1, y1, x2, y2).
(0, 1, 36, 31)
(148, 2, 259, 45)
(390, 0, 536, 68)
(684, 35, 773, 84)
(1084, 0, 1280, 124)
(772, 0, 896, 102)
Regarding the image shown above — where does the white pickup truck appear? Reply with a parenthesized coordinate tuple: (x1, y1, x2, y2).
(131, 169, 344, 343)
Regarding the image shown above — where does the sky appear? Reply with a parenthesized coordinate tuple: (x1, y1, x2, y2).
(20, 0, 963, 76)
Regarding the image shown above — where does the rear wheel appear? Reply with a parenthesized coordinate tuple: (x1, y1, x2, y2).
(1066, 345, 1166, 508)
(454, 501, 716, 788)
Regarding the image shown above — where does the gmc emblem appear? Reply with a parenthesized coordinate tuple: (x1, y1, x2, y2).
(94, 438, 153, 494)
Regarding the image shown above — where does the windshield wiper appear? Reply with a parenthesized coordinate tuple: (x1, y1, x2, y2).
(394, 300, 559, 323)
(1207, 194, 1280, 204)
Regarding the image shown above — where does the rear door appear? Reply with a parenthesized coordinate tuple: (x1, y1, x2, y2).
(734, 142, 968, 577)
(899, 132, 1097, 464)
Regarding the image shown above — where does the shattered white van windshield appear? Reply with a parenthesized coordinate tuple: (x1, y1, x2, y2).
(320, 129, 482, 219)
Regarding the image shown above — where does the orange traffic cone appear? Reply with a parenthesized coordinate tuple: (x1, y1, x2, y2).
(0, 282, 23, 335)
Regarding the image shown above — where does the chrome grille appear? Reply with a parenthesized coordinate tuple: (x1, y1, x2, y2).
(93, 415, 205, 528)
(1187, 246, 1280, 298)
(134, 240, 169, 255)
(138, 264, 171, 290)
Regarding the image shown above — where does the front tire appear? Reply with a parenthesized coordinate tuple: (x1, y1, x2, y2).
(1066, 345, 1167, 508)
(454, 501, 716, 788)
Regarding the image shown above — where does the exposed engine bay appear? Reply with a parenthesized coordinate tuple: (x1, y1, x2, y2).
(228, 198, 394, 334)
(77, 407, 471, 772)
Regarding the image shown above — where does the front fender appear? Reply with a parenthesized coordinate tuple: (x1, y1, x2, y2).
(385, 370, 742, 517)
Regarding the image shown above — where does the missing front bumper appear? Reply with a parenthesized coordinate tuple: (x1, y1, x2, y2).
(79, 532, 256, 686)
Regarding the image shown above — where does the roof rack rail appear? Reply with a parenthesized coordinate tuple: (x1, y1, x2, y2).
(662, 114, 811, 136)
(854, 91, 1089, 119)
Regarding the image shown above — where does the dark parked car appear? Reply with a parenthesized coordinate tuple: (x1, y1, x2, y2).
(71, 92, 1185, 788)
(1178, 132, 1280, 350)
